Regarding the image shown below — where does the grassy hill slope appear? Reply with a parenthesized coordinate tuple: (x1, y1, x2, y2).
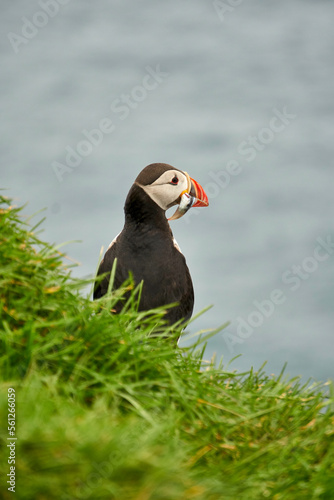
(0, 195, 333, 499)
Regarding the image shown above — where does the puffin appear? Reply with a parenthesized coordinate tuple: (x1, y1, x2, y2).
(93, 163, 209, 325)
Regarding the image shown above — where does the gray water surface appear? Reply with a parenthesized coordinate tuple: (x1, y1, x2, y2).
(1, 0, 334, 382)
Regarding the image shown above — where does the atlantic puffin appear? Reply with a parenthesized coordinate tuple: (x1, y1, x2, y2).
(93, 163, 208, 325)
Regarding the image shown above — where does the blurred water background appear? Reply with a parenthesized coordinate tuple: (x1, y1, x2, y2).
(1, 0, 334, 382)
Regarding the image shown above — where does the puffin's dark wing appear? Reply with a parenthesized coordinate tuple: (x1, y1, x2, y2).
(121, 234, 194, 325)
(94, 231, 194, 324)
(161, 249, 194, 325)
(93, 240, 118, 300)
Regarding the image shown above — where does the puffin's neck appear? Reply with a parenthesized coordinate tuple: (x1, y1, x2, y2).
(124, 184, 171, 233)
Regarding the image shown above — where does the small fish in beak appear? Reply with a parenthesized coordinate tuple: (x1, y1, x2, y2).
(168, 191, 194, 221)
(168, 172, 209, 221)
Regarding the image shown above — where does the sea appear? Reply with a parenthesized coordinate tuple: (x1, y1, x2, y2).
(1, 0, 334, 382)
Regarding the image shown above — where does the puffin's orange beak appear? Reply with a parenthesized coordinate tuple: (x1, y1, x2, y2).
(189, 176, 209, 208)
(168, 172, 209, 221)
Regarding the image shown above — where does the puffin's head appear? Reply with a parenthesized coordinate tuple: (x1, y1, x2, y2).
(135, 163, 208, 220)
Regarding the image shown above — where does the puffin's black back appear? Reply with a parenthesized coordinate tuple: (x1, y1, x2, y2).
(94, 182, 194, 325)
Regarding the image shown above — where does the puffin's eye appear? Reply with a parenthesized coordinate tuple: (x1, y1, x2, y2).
(171, 176, 179, 185)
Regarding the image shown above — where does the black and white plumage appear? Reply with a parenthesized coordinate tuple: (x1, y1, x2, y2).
(93, 163, 208, 325)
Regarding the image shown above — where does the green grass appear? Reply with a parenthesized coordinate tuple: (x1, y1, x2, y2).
(0, 194, 333, 500)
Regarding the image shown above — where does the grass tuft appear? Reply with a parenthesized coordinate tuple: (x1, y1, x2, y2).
(0, 195, 333, 499)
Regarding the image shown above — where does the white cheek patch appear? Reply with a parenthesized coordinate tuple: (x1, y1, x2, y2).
(139, 183, 171, 210)
(137, 171, 188, 211)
